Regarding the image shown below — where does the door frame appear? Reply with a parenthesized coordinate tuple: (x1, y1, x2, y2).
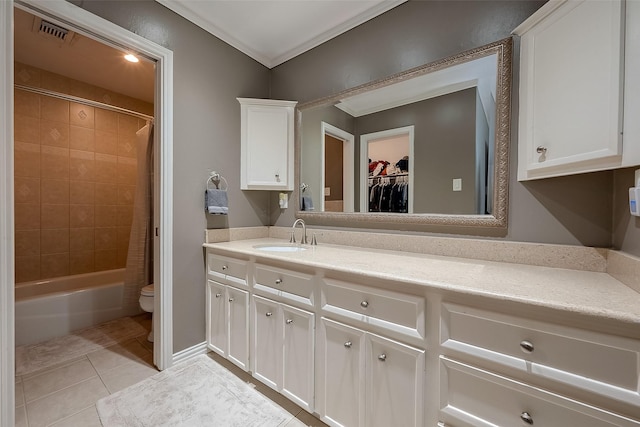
(1, 1, 174, 424)
(321, 122, 354, 212)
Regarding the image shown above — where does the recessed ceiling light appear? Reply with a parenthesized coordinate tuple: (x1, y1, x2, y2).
(124, 54, 139, 63)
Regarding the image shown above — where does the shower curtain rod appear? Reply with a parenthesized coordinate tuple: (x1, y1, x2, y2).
(14, 84, 154, 122)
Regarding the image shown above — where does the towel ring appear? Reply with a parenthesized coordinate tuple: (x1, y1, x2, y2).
(207, 172, 228, 191)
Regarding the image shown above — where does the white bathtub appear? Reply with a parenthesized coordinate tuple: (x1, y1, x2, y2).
(15, 269, 131, 346)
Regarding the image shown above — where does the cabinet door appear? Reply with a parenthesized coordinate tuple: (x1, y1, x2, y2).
(319, 318, 366, 427)
(252, 295, 281, 390)
(366, 333, 425, 427)
(282, 303, 315, 412)
(516, 0, 624, 180)
(227, 287, 249, 371)
(206, 280, 227, 357)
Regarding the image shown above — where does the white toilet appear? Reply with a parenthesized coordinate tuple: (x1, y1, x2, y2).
(139, 284, 154, 342)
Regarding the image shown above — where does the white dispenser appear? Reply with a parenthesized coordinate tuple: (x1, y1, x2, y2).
(630, 169, 640, 217)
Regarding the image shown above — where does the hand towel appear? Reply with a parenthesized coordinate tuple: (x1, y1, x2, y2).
(301, 195, 314, 211)
(205, 189, 228, 215)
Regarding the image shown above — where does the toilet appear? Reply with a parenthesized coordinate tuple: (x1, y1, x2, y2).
(139, 284, 154, 342)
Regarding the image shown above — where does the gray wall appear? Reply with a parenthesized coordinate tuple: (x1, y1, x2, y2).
(270, 0, 623, 250)
(70, 0, 271, 353)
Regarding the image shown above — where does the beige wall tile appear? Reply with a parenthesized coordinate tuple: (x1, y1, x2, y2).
(40, 252, 70, 279)
(117, 133, 137, 158)
(15, 203, 40, 230)
(70, 204, 94, 228)
(40, 120, 69, 148)
(95, 130, 117, 155)
(14, 142, 41, 178)
(95, 153, 117, 183)
(70, 228, 95, 253)
(95, 227, 117, 250)
(15, 230, 40, 258)
(116, 205, 133, 227)
(15, 63, 41, 88)
(15, 256, 40, 283)
(95, 249, 117, 271)
(68, 80, 96, 101)
(70, 251, 95, 275)
(95, 183, 118, 205)
(69, 126, 95, 151)
(41, 229, 70, 255)
(95, 109, 118, 132)
(96, 89, 118, 107)
(117, 185, 136, 205)
(41, 179, 69, 205)
(70, 181, 95, 205)
(95, 205, 117, 227)
(118, 113, 139, 135)
(70, 102, 95, 129)
(70, 150, 95, 181)
(41, 97, 69, 124)
(117, 156, 137, 184)
(15, 114, 40, 144)
(116, 226, 130, 267)
(14, 90, 40, 118)
(41, 204, 69, 229)
(41, 146, 69, 179)
(41, 70, 71, 94)
(15, 177, 41, 204)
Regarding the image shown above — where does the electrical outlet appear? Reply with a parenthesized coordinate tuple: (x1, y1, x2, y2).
(452, 178, 462, 192)
(324, 187, 331, 196)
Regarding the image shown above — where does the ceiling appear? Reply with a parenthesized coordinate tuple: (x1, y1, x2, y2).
(156, 0, 407, 68)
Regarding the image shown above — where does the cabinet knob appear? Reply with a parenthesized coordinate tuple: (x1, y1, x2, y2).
(378, 353, 387, 362)
(520, 340, 534, 353)
(228, 297, 234, 302)
(344, 341, 352, 348)
(222, 265, 228, 270)
(520, 412, 533, 425)
(265, 312, 273, 317)
(215, 293, 221, 298)
(275, 173, 280, 181)
(286, 319, 294, 324)
(360, 301, 369, 308)
(536, 146, 547, 154)
(275, 278, 283, 285)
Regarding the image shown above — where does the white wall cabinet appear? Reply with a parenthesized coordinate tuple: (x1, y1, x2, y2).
(252, 294, 315, 411)
(514, 0, 640, 180)
(238, 98, 297, 190)
(205, 279, 249, 371)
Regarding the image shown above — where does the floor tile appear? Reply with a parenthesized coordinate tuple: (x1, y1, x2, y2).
(98, 353, 159, 393)
(15, 380, 25, 407)
(50, 405, 102, 427)
(25, 376, 109, 427)
(15, 405, 27, 427)
(135, 335, 154, 352)
(22, 358, 98, 403)
(20, 354, 87, 381)
(86, 338, 151, 374)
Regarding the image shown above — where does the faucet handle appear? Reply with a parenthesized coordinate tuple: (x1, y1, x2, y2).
(311, 233, 317, 246)
(289, 231, 296, 243)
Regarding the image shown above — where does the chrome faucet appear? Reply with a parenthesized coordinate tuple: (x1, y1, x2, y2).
(290, 219, 308, 244)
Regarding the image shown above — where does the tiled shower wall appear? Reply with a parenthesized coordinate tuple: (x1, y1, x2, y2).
(14, 62, 153, 283)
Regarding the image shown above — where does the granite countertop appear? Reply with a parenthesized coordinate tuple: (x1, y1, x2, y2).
(203, 238, 640, 327)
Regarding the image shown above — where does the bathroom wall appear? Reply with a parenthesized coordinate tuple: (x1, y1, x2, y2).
(13, 62, 152, 283)
(269, 0, 619, 250)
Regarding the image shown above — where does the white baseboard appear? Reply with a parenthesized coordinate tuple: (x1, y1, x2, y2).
(172, 341, 209, 365)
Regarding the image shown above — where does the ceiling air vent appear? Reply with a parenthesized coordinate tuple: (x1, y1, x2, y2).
(32, 17, 75, 45)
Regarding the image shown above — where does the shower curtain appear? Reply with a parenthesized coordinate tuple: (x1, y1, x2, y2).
(123, 122, 154, 314)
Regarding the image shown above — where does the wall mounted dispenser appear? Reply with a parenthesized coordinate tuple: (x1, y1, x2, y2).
(630, 169, 640, 217)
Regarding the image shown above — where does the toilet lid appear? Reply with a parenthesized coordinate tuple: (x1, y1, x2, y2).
(141, 284, 154, 296)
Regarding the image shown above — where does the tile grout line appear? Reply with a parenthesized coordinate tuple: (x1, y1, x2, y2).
(24, 374, 100, 407)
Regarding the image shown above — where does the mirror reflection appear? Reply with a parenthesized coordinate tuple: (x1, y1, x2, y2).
(297, 38, 511, 228)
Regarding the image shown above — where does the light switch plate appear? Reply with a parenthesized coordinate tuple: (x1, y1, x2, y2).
(452, 178, 462, 191)
(324, 187, 331, 196)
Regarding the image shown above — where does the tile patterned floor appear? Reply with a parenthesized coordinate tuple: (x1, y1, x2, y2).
(14, 314, 329, 427)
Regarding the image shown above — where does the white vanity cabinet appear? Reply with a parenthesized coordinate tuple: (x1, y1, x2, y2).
(252, 295, 315, 411)
(513, 0, 640, 180)
(238, 98, 297, 190)
(317, 278, 426, 427)
(438, 303, 640, 426)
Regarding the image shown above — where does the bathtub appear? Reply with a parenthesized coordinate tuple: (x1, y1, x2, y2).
(15, 269, 132, 346)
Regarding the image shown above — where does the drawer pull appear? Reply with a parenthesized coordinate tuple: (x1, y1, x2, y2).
(360, 301, 369, 308)
(536, 146, 547, 154)
(228, 297, 234, 302)
(222, 265, 228, 270)
(520, 340, 534, 353)
(520, 412, 533, 425)
(215, 293, 221, 298)
(275, 279, 283, 285)
(344, 341, 352, 348)
(265, 312, 273, 317)
(286, 319, 294, 324)
(378, 353, 386, 362)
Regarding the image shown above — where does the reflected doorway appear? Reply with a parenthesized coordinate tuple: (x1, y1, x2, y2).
(321, 122, 354, 212)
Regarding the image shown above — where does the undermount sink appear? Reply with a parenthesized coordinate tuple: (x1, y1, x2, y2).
(253, 244, 308, 253)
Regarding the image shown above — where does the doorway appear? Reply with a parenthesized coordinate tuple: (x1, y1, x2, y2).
(321, 122, 354, 212)
(1, 1, 174, 424)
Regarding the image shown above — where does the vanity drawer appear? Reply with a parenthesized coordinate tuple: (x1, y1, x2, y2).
(322, 278, 425, 341)
(207, 252, 248, 287)
(441, 303, 640, 398)
(254, 264, 314, 307)
(439, 357, 640, 427)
